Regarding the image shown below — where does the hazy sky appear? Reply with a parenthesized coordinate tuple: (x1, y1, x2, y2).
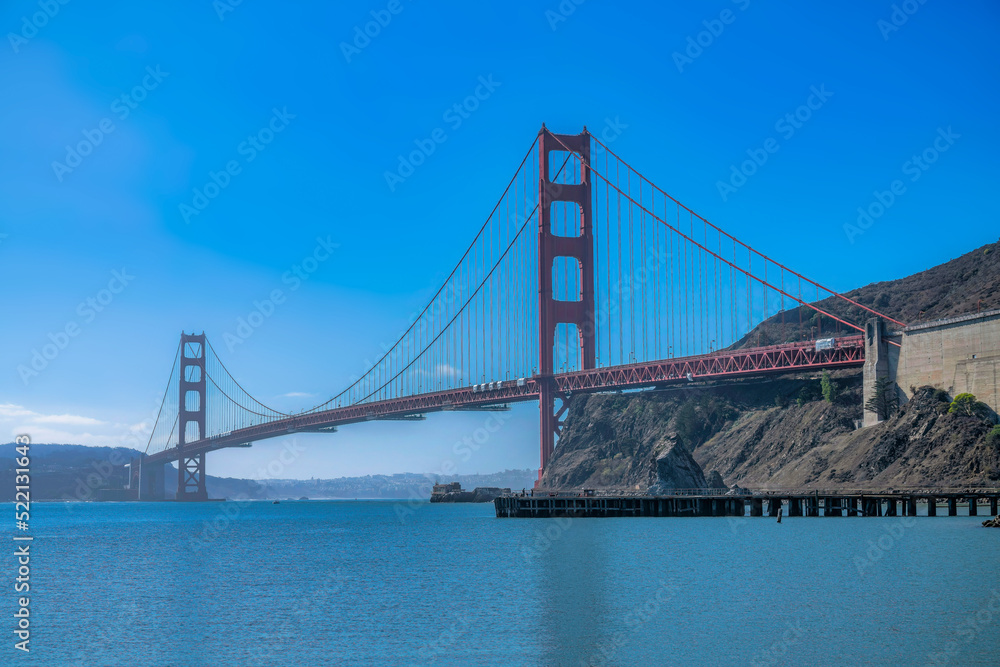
(2, 0, 998, 479)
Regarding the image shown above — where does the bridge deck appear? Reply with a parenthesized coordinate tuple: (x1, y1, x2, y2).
(146, 336, 864, 465)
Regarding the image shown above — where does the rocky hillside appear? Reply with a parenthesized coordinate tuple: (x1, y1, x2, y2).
(697, 385, 1000, 489)
(733, 240, 1000, 348)
(541, 377, 1000, 491)
(541, 373, 858, 490)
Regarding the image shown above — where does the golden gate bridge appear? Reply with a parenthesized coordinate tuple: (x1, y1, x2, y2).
(137, 126, 903, 500)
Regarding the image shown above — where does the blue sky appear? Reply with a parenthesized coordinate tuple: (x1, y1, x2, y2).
(2, 0, 998, 479)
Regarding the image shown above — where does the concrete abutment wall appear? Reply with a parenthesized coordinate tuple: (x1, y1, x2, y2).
(863, 309, 1000, 425)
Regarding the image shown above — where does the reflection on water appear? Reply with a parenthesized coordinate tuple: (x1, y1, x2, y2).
(26, 500, 999, 666)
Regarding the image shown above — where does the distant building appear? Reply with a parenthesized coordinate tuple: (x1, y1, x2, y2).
(430, 482, 511, 503)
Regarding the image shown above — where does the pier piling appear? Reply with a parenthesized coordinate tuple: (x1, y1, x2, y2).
(789, 498, 802, 517)
(768, 498, 782, 517)
(807, 496, 819, 517)
(494, 490, 1000, 519)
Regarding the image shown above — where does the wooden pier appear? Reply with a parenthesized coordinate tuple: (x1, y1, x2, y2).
(494, 491, 1000, 518)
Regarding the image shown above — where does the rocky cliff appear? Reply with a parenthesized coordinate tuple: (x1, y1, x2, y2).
(540, 374, 1000, 491)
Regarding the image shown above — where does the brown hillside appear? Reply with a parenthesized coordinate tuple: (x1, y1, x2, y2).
(733, 240, 1000, 348)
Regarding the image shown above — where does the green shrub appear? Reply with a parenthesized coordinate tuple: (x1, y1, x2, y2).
(821, 370, 837, 403)
(949, 393, 989, 418)
(987, 425, 1000, 448)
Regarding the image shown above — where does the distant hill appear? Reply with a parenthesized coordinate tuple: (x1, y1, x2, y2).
(0, 443, 265, 501)
(0, 443, 138, 502)
(256, 469, 538, 499)
(0, 443, 535, 501)
(735, 240, 1000, 347)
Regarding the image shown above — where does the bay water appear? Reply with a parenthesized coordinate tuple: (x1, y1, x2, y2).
(18, 500, 999, 666)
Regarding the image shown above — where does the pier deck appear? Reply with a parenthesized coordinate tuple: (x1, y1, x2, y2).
(494, 491, 1000, 518)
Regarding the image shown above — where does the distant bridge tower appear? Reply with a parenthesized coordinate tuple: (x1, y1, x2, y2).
(536, 127, 596, 483)
(177, 332, 208, 500)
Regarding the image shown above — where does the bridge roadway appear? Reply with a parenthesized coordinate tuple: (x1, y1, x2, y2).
(145, 335, 864, 466)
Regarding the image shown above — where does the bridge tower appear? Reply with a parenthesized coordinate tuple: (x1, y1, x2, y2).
(130, 455, 165, 500)
(536, 126, 596, 484)
(177, 332, 208, 500)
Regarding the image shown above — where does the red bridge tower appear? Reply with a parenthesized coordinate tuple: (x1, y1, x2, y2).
(536, 127, 596, 484)
(177, 332, 208, 501)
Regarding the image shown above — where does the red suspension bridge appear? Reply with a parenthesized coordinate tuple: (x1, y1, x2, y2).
(138, 127, 903, 500)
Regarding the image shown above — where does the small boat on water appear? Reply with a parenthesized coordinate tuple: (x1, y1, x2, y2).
(272, 500, 280, 505)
